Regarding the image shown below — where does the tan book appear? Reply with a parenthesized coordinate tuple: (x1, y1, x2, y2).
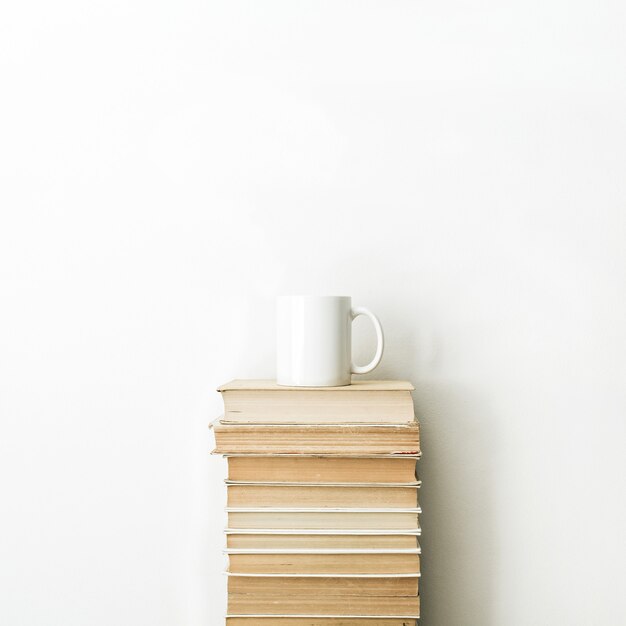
(227, 509, 420, 531)
(226, 534, 420, 550)
(227, 456, 418, 483)
(227, 485, 419, 508)
(218, 379, 415, 424)
(227, 592, 420, 616)
(226, 528, 421, 536)
(226, 615, 417, 626)
(212, 422, 420, 455)
(225, 454, 421, 458)
(227, 480, 421, 487)
(228, 552, 420, 575)
(227, 575, 419, 596)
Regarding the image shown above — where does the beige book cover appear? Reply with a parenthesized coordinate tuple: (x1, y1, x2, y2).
(225, 528, 421, 536)
(227, 575, 419, 596)
(225, 480, 422, 487)
(226, 455, 418, 483)
(226, 533, 420, 550)
(227, 552, 420, 575)
(225, 572, 420, 578)
(225, 548, 420, 555)
(226, 485, 419, 508)
(217, 380, 415, 424)
(223, 453, 421, 458)
(227, 592, 420, 616)
(226, 615, 417, 626)
(212, 420, 420, 455)
(227, 509, 420, 531)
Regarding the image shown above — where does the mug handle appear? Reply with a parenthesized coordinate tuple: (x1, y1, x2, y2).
(350, 307, 385, 375)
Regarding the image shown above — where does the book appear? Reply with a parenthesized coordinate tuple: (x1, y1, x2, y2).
(227, 480, 421, 487)
(218, 379, 415, 424)
(226, 528, 421, 535)
(227, 509, 421, 531)
(227, 592, 420, 616)
(226, 615, 417, 626)
(212, 377, 423, 623)
(227, 575, 419, 596)
(226, 534, 420, 550)
(227, 485, 419, 508)
(227, 552, 421, 574)
(226, 456, 418, 483)
(225, 453, 421, 458)
(212, 422, 420, 455)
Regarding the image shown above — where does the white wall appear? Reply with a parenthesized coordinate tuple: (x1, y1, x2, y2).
(1, 1, 625, 624)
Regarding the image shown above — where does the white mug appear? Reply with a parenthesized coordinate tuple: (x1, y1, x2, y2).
(276, 295, 384, 387)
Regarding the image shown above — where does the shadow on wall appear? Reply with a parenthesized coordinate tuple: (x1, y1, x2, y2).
(416, 382, 498, 626)
(382, 332, 499, 626)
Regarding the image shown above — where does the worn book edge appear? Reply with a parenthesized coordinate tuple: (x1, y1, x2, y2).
(225, 507, 421, 513)
(225, 481, 421, 487)
(223, 548, 421, 555)
(224, 572, 421, 577)
(224, 528, 422, 535)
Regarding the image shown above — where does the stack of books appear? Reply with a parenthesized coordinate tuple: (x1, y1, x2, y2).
(211, 380, 421, 625)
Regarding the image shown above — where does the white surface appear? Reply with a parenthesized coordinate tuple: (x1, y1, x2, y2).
(276, 295, 384, 386)
(1, 1, 625, 625)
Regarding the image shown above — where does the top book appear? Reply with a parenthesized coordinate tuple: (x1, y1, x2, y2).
(217, 379, 416, 424)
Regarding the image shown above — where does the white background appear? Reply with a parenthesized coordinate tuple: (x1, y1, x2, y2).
(1, 1, 625, 625)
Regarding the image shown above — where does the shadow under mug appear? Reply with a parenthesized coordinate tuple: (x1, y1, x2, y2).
(276, 295, 384, 387)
